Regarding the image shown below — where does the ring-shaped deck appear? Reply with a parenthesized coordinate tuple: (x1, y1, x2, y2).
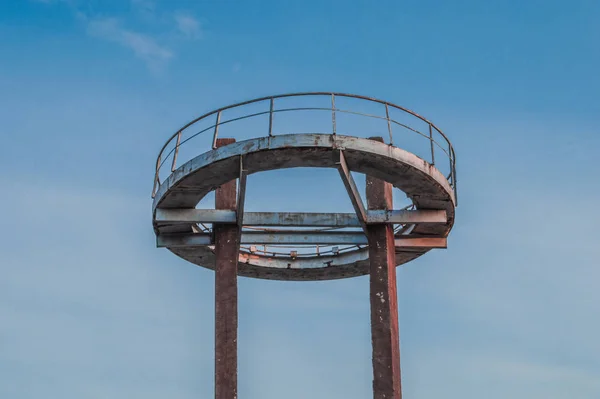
(153, 133, 455, 281)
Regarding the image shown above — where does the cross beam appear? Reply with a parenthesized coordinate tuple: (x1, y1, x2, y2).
(155, 209, 447, 226)
(157, 232, 447, 248)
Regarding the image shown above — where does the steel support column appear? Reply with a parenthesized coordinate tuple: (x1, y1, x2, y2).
(366, 137, 402, 399)
(214, 138, 240, 399)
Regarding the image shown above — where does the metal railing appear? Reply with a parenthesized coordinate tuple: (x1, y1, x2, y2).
(152, 92, 457, 203)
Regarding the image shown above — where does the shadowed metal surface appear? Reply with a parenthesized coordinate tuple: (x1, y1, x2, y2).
(152, 133, 455, 281)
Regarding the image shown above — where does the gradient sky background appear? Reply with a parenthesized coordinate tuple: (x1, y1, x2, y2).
(1, 0, 599, 398)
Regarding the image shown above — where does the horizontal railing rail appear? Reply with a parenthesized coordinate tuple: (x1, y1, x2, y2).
(152, 92, 457, 204)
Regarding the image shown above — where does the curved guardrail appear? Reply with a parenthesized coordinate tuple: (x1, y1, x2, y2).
(152, 92, 457, 203)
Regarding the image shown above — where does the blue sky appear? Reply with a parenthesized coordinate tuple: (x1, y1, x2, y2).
(1, 0, 599, 398)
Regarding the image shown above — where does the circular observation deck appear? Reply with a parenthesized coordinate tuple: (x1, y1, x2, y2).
(152, 93, 457, 281)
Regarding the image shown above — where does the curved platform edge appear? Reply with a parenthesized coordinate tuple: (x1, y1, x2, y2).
(152, 134, 456, 281)
(153, 134, 455, 211)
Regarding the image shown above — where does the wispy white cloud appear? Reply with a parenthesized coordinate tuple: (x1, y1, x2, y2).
(174, 12, 202, 40)
(34, 1, 204, 72)
(84, 17, 172, 70)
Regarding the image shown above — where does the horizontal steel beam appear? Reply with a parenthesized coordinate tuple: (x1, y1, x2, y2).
(155, 209, 447, 226)
(367, 209, 446, 224)
(157, 231, 447, 248)
(159, 231, 367, 247)
(157, 209, 237, 223)
(395, 236, 447, 249)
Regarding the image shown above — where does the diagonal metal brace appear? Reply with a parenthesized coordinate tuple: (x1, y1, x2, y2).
(237, 155, 248, 229)
(336, 150, 368, 232)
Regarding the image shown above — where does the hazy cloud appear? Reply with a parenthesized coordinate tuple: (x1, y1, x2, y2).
(85, 17, 172, 69)
(34, 0, 204, 72)
(174, 12, 201, 40)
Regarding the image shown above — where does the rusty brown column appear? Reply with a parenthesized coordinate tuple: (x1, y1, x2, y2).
(366, 137, 402, 399)
(214, 138, 240, 399)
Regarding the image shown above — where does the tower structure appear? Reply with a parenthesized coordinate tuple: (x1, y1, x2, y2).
(151, 93, 457, 399)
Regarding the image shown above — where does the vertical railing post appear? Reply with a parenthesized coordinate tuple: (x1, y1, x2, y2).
(171, 131, 182, 172)
(451, 150, 458, 206)
(268, 98, 274, 137)
(429, 124, 435, 166)
(331, 94, 336, 135)
(385, 104, 393, 145)
(212, 111, 222, 149)
(152, 154, 161, 198)
(152, 174, 158, 198)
